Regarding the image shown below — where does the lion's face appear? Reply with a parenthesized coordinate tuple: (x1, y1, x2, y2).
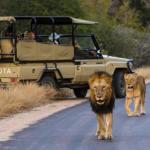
(124, 73, 138, 91)
(89, 72, 112, 105)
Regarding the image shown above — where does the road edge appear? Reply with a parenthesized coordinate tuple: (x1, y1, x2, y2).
(0, 99, 87, 142)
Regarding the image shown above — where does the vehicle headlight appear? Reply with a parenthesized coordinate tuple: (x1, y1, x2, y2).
(127, 61, 134, 72)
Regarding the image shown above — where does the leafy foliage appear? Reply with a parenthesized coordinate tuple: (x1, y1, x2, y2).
(0, 0, 149, 66)
(0, 0, 84, 17)
(129, 0, 150, 26)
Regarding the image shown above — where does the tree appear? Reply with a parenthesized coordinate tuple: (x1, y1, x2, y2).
(128, 0, 150, 26)
(0, 0, 84, 17)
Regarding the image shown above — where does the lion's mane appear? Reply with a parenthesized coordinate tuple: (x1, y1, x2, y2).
(89, 72, 115, 114)
(90, 95, 115, 114)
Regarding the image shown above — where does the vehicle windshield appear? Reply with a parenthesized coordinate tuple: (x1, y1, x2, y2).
(59, 35, 97, 50)
(58, 35, 101, 59)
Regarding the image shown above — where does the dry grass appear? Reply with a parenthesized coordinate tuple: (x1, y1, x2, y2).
(135, 67, 150, 79)
(0, 83, 56, 118)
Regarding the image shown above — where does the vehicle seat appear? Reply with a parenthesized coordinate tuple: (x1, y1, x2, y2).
(0, 39, 13, 58)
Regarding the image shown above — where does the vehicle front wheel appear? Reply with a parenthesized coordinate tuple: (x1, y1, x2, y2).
(73, 88, 87, 98)
(113, 70, 126, 98)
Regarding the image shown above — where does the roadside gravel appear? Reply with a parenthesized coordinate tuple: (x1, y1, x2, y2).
(0, 98, 87, 141)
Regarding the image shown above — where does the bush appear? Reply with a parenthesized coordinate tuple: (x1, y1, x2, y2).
(0, 83, 56, 118)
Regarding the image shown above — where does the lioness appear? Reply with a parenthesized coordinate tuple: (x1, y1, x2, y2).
(89, 72, 115, 140)
(124, 73, 146, 117)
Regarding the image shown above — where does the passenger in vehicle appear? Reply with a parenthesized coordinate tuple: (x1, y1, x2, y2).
(24, 31, 35, 40)
(48, 32, 60, 44)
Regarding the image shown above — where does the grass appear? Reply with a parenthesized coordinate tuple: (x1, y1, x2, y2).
(0, 83, 56, 118)
(135, 67, 150, 79)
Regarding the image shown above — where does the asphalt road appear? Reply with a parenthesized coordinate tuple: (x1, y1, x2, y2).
(0, 84, 150, 150)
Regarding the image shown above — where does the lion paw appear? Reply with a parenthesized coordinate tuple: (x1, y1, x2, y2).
(98, 135, 105, 140)
(127, 113, 134, 117)
(140, 111, 146, 115)
(96, 130, 100, 137)
(105, 134, 113, 141)
(133, 112, 141, 117)
(107, 135, 113, 141)
(127, 112, 140, 117)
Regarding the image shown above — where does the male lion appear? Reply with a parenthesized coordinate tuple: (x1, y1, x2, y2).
(124, 73, 146, 117)
(88, 72, 115, 140)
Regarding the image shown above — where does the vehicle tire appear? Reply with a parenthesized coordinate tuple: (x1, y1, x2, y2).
(113, 70, 125, 98)
(40, 76, 56, 89)
(73, 88, 87, 98)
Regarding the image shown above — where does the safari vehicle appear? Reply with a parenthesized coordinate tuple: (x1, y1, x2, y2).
(0, 16, 133, 98)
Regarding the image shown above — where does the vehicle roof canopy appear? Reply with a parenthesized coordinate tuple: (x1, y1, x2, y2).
(0, 16, 16, 23)
(14, 16, 97, 25)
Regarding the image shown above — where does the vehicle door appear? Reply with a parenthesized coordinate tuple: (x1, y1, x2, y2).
(73, 35, 106, 82)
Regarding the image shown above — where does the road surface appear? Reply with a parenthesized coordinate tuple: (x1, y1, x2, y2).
(0, 84, 150, 150)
